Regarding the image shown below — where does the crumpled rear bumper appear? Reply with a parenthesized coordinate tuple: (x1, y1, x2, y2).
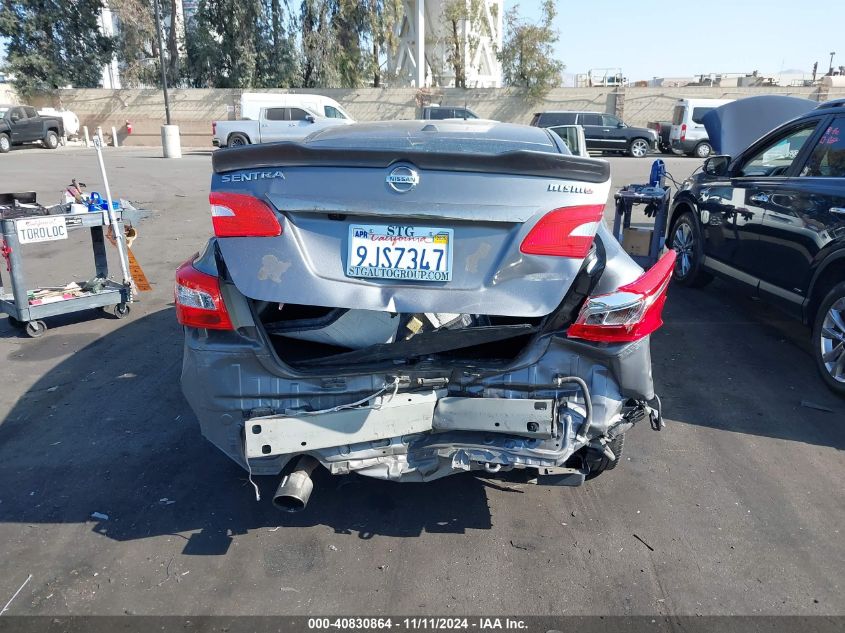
(181, 326, 657, 482)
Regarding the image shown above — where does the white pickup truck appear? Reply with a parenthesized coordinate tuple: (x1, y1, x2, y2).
(212, 106, 353, 148)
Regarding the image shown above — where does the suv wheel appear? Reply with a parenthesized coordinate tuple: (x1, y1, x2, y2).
(628, 138, 650, 158)
(670, 211, 712, 287)
(0, 133, 10, 153)
(693, 142, 712, 159)
(812, 282, 845, 395)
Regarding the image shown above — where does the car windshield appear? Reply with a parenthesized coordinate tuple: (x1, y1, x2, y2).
(0, 107, 8, 117)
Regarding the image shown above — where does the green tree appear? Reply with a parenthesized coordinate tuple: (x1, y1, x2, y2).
(0, 0, 115, 97)
(498, 0, 563, 99)
(441, 0, 484, 88)
(363, 0, 401, 87)
(110, 0, 158, 87)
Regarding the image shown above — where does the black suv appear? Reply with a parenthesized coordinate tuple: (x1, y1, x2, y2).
(531, 111, 657, 158)
(668, 99, 845, 394)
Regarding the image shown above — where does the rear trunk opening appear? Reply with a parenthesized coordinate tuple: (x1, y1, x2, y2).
(253, 301, 545, 367)
(249, 238, 605, 370)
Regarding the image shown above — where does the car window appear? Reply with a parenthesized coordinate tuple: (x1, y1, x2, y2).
(548, 126, 579, 155)
(672, 105, 685, 125)
(579, 114, 602, 126)
(24, 106, 37, 118)
(800, 118, 845, 178)
(455, 109, 477, 119)
(538, 113, 576, 126)
(324, 105, 345, 119)
(601, 115, 621, 127)
(427, 108, 454, 120)
(738, 124, 817, 177)
(289, 108, 309, 121)
(691, 107, 713, 124)
(265, 107, 287, 121)
(9, 107, 25, 121)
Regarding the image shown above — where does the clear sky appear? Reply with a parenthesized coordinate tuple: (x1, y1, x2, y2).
(515, 0, 845, 84)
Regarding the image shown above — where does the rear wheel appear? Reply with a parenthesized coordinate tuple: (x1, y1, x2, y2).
(585, 434, 624, 480)
(0, 133, 10, 153)
(628, 138, 650, 158)
(670, 211, 712, 287)
(43, 130, 59, 149)
(693, 142, 712, 159)
(228, 133, 249, 147)
(813, 282, 845, 396)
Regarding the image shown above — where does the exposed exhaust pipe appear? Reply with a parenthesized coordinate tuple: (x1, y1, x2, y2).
(273, 456, 319, 512)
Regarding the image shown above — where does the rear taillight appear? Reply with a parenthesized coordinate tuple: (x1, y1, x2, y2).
(520, 204, 605, 258)
(175, 258, 234, 330)
(209, 192, 282, 238)
(567, 250, 676, 343)
(680, 123, 687, 141)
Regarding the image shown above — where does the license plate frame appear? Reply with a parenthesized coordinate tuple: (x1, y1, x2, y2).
(346, 224, 454, 282)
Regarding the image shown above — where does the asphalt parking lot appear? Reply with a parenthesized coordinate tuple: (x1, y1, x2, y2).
(0, 146, 843, 616)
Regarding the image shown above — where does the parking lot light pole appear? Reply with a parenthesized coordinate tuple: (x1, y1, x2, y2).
(153, 0, 181, 157)
(830, 51, 836, 76)
(153, 0, 171, 126)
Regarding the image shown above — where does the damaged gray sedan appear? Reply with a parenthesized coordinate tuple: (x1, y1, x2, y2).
(177, 121, 675, 511)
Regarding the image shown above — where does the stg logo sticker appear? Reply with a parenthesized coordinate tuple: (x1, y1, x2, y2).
(547, 183, 594, 194)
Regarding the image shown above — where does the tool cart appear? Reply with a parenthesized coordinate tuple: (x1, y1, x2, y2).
(612, 159, 671, 269)
(0, 138, 134, 337)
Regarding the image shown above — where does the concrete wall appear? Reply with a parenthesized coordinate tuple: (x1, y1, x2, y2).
(26, 85, 845, 147)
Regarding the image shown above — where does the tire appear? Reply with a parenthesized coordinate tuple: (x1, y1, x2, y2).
(693, 142, 712, 159)
(104, 303, 131, 319)
(585, 434, 624, 480)
(628, 138, 650, 158)
(228, 133, 249, 147)
(25, 320, 47, 338)
(0, 133, 10, 153)
(812, 282, 845, 396)
(669, 210, 712, 287)
(43, 130, 59, 149)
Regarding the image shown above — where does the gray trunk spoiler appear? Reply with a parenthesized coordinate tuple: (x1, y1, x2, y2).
(212, 143, 610, 183)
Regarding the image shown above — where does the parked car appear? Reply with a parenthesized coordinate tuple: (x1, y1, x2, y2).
(669, 98, 734, 158)
(648, 120, 674, 154)
(421, 105, 480, 120)
(668, 97, 845, 394)
(0, 104, 65, 153)
(178, 120, 674, 510)
(531, 111, 658, 157)
(212, 105, 352, 148)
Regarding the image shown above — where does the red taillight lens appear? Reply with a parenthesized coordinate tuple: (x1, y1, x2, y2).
(520, 204, 605, 258)
(680, 123, 687, 141)
(567, 250, 676, 343)
(209, 192, 282, 238)
(174, 258, 234, 330)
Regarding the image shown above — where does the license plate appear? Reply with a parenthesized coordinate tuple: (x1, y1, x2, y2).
(16, 216, 68, 244)
(346, 224, 453, 282)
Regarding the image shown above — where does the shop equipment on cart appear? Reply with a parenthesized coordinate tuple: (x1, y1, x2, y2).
(612, 159, 671, 270)
(0, 137, 133, 337)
